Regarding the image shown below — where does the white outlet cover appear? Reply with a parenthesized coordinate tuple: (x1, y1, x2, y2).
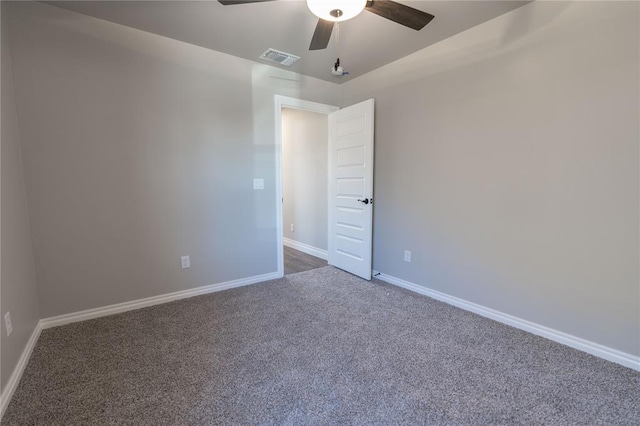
(181, 256, 190, 269)
(404, 250, 412, 262)
(253, 178, 264, 190)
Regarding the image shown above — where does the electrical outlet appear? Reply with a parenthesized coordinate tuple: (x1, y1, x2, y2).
(253, 178, 264, 190)
(290, 224, 295, 232)
(181, 256, 190, 269)
(5, 312, 13, 336)
(404, 250, 412, 262)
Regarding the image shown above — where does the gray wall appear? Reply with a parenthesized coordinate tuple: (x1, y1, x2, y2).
(282, 108, 328, 251)
(1, 3, 41, 392)
(2, 0, 637, 370)
(6, 1, 339, 318)
(342, 1, 639, 356)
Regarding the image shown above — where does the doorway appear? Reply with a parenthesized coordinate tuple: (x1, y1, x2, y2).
(275, 96, 338, 277)
(281, 107, 329, 275)
(275, 96, 375, 279)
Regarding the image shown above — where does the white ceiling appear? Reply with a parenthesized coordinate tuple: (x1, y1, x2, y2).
(46, 0, 529, 83)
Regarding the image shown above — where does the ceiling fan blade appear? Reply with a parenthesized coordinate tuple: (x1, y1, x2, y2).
(218, 1, 277, 5)
(309, 19, 335, 51)
(365, 0, 434, 31)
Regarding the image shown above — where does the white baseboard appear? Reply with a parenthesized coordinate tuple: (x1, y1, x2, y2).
(0, 321, 42, 419)
(40, 271, 280, 329)
(283, 238, 328, 261)
(373, 271, 640, 372)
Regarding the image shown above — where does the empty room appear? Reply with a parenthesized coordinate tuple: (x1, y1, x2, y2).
(1, 0, 638, 424)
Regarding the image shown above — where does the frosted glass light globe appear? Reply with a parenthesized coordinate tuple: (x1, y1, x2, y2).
(307, 0, 367, 22)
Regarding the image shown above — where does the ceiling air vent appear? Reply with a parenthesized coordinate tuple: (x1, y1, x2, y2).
(259, 48, 300, 67)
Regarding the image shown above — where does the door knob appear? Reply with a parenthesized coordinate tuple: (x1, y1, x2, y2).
(357, 198, 372, 205)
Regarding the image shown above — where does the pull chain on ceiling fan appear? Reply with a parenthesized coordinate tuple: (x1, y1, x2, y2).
(331, 23, 348, 76)
(219, 0, 435, 51)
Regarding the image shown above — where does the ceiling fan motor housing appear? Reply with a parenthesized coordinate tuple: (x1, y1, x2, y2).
(307, 0, 367, 22)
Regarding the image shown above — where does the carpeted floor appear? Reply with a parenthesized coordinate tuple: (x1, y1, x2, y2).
(3, 266, 639, 425)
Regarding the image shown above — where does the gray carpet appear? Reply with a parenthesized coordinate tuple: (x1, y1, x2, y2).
(3, 267, 639, 425)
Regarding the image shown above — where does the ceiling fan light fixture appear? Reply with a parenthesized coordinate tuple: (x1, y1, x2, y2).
(307, 0, 367, 22)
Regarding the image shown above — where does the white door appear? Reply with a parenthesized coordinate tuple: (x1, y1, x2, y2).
(328, 99, 374, 280)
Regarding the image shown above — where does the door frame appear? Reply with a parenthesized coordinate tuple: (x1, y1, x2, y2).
(274, 95, 339, 278)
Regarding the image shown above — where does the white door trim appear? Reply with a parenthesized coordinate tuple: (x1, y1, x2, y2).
(274, 96, 339, 277)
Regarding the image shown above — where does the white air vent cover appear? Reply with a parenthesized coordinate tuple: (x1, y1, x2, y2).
(259, 48, 300, 67)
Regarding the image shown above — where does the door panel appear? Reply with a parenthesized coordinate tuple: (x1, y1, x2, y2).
(336, 178, 365, 197)
(337, 146, 365, 167)
(328, 99, 374, 280)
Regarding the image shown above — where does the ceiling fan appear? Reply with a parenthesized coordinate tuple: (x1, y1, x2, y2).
(218, 0, 435, 51)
